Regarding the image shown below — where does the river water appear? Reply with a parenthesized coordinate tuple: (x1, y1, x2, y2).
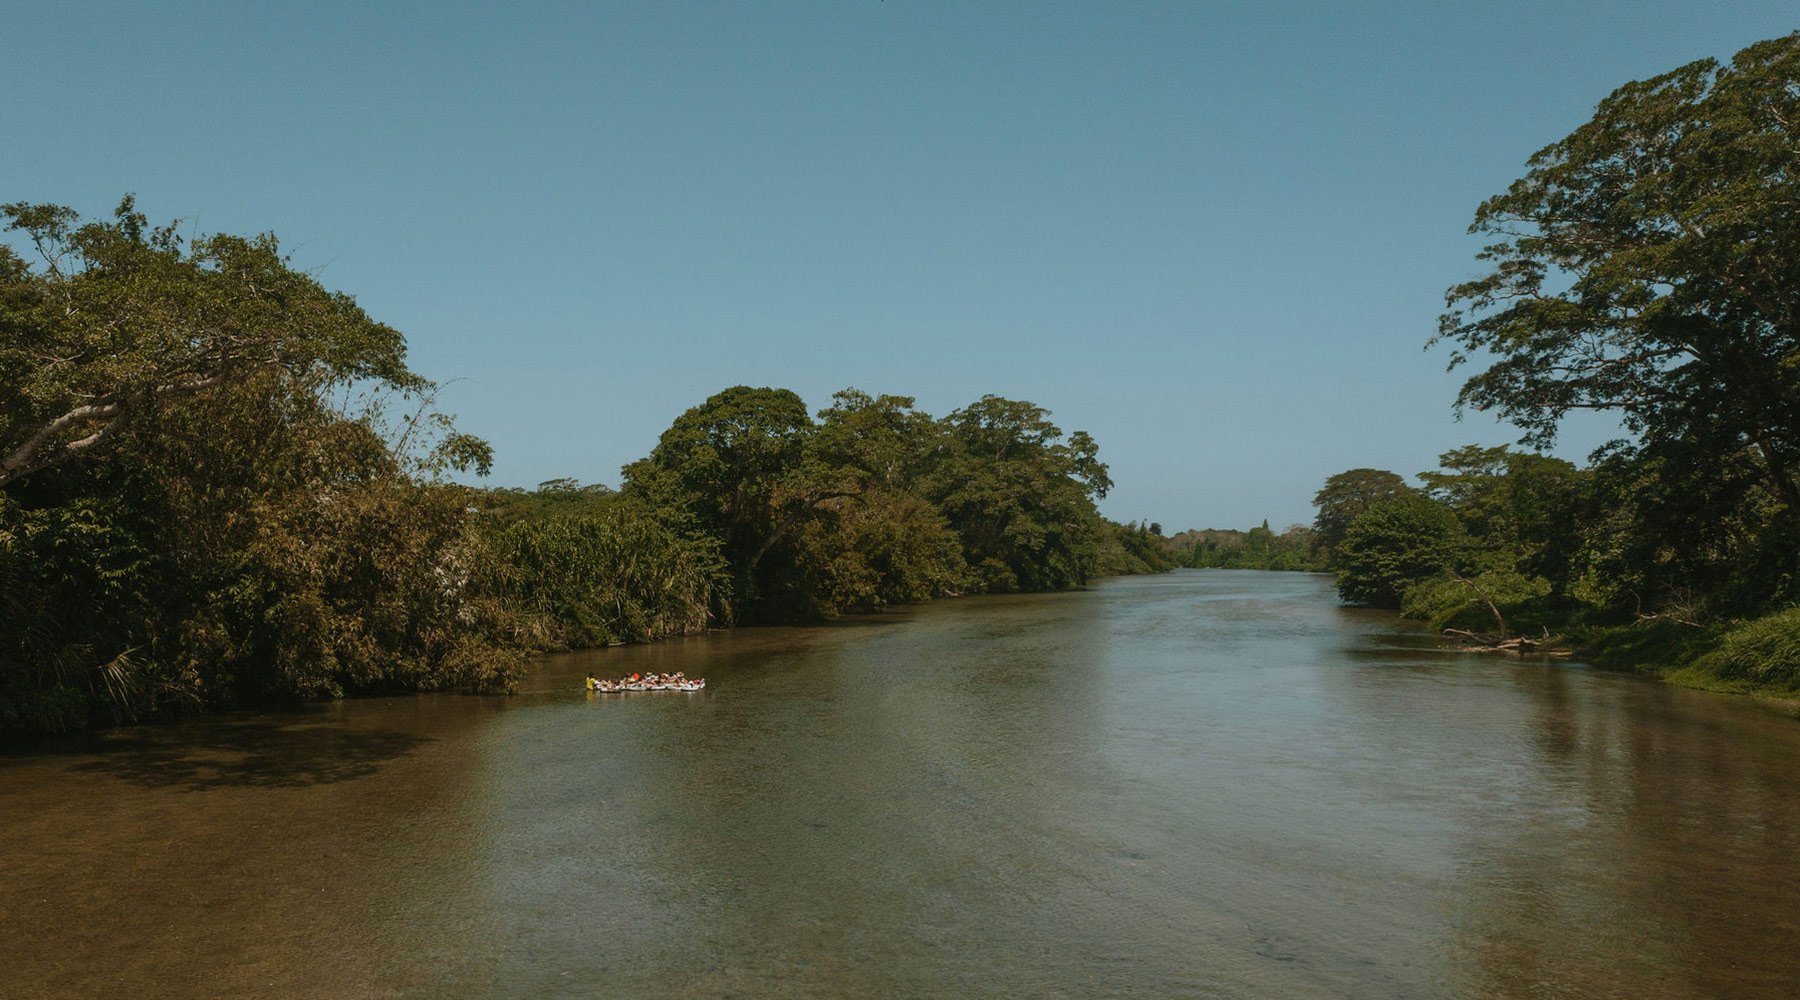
(4, 570, 1798, 998)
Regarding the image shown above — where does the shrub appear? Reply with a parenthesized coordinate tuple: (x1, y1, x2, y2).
(1695, 607, 1800, 692)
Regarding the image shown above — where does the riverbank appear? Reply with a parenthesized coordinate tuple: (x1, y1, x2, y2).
(1573, 618, 1800, 711)
(1417, 603, 1800, 709)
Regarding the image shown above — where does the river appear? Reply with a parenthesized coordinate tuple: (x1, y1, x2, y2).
(3, 570, 1798, 998)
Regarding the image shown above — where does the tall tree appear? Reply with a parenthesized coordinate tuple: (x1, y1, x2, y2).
(812, 388, 943, 492)
(621, 386, 851, 619)
(1434, 34, 1800, 515)
(1312, 468, 1412, 561)
(926, 396, 1110, 592)
(1, 198, 509, 732)
(1334, 494, 1468, 609)
(1418, 445, 1588, 592)
(0, 197, 447, 489)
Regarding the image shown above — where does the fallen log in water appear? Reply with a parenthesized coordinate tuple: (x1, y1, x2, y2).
(1441, 628, 1574, 657)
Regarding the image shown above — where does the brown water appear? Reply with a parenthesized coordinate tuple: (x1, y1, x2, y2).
(4, 570, 1799, 998)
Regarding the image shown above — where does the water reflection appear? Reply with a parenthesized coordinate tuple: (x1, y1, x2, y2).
(64, 716, 430, 791)
(4, 571, 1798, 998)
(1452, 662, 1800, 998)
(1321, 597, 1800, 999)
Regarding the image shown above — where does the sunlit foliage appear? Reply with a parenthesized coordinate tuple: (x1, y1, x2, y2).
(0, 199, 1146, 733)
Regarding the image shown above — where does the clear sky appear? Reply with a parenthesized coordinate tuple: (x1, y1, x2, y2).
(5, 2, 1794, 529)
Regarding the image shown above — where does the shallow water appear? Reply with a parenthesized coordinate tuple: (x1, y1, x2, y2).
(4, 570, 1798, 998)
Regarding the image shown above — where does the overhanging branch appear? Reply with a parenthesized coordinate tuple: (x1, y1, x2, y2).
(0, 372, 229, 488)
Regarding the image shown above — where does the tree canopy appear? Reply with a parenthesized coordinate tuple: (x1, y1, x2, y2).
(0, 200, 1156, 734)
(621, 386, 852, 619)
(1435, 33, 1800, 515)
(1, 200, 513, 731)
(1334, 493, 1468, 609)
(622, 387, 1129, 620)
(1420, 32, 1800, 636)
(926, 395, 1112, 593)
(0, 197, 480, 489)
(1312, 468, 1412, 562)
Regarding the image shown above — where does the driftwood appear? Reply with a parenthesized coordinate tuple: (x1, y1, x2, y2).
(1441, 628, 1574, 657)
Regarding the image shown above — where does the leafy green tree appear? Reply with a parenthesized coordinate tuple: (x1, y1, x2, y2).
(1435, 34, 1800, 519)
(798, 487, 967, 612)
(799, 390, 972, 610)
(1399, 554, 1552, 633)
(621, 386, 854, 620)
(925, 396, 1111, 592)
(1418, 445, 1588, 594)
(1, 369, 524, 730)
(1165, 523, 1322, 571)
(1093, 520, 1176, 576)
(0, 200, 512, 733)
(0, 197, 479, 488)
(623, 386, 1131, 617)
(1312, 469, 1412, 563)
(1567, 441, 1788, 618)
(812, 389, 944, 492)
(1273, 525, 1321, 570)
(1334, 494, 1468, 608)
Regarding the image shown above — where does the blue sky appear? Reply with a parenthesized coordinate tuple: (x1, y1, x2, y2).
(4, 2, 1794, 528)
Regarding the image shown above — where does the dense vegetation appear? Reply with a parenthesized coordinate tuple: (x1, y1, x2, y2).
(617, 386, 1146, 623)
(9, 32, 1796, 729)
(1319, 34, 1800, 698)
(1163, 522, 1322, 571)
(0, 209, 1151, 733)
(0, 199, 526, 732)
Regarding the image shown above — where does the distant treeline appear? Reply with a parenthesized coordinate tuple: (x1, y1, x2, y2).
(0, 201, 1162, 733)
(1161, 523, 1323, 572)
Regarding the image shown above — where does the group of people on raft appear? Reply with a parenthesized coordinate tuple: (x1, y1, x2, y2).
(586, 671, 705, 693)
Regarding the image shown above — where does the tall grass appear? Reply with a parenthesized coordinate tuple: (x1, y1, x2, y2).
(1694, 607, 1800, 694)
(485, 503, 725, 648)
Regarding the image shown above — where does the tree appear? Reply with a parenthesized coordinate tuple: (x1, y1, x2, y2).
(1418, 445, 1588, 592)
(0, 198, 511, 732)
(1434, 34, 1800, 516)
(812, 388, 942, 492)
(798, 487, 966, 612)
(0, 197, 450, 489)
(1334, 494, 1468, 608)
(1312, 468, 1412, 561)
(924, 396, 1111, 592)
(621, 387, 1128, 617)
(804, 390, 968, 609)
(621, 386, 853, 620)
(1566, 440, 1788, 617)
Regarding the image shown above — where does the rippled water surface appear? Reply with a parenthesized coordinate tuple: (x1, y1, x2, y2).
(5, 570, 1799, 998)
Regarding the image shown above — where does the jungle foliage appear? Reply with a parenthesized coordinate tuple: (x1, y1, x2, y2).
(0, 203, 1147, 732)
(621, 386, 1135, 622)
(1322, 32, 1800, 695)
(1163, 522, 1323, 571)
(0, 200, 517, 733)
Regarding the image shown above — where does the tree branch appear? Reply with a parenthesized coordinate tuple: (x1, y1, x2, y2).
(0, 372, 229, 488)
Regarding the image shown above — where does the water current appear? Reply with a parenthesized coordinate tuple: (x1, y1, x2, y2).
(4, 570, 1798, 998)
